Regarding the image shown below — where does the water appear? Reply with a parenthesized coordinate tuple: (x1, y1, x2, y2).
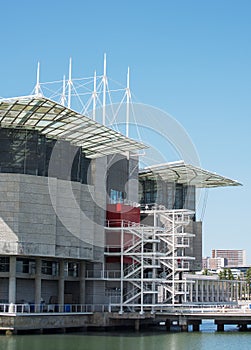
(1, 322, 251, 350)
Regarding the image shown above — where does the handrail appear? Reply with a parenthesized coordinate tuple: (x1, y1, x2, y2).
(2, 302, 250, 315)
(0, 303, 110, 314)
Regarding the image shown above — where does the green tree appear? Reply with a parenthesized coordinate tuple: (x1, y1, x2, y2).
(202, 268, 209, 275)
(218, 270, 224, 279)
(246, 267, 251, 299)
(227, 268, 234, 280)
(218, 268, 235, 280)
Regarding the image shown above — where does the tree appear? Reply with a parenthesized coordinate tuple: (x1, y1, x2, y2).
(202, 268, 210, 276)
(246, 267, 251, 299)
(227, 268, 234, 280)
(218, 268, 234, 280)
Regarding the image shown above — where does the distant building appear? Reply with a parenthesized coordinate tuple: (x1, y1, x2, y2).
(202, 257, 226, 270)
(202, 257, 208, 270)
(208, 257, 226, 270)
(212, 249, 246, 267)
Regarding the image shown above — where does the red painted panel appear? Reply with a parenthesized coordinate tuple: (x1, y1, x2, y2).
(106, 204, 140, 265)
(106, 204, 140, 226)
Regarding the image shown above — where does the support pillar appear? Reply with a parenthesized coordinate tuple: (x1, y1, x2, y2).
(192, 321, 201, 332)
(80, 261, 86, 305)
(190, 281, 193, 302)
(181, 324, 188, 332)
(195, 280, 198, 302)
(35, 258, 42, 310)
(201, 280, 204, 302)
(239, 324, 247, 332)
(135, 319, 140, 331)
(58, 260, 65, 312)
(9, 256, 16, 304)
(206, 280, 209, 302)
(216, 323, 224, 332)
(179, 316, 188, 332)
(217, 281, 220, 302)
(165, 319, 171, 332)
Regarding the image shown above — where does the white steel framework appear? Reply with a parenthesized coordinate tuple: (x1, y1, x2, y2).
(88, 207, 195, 313)
(31, 56, 137, 136)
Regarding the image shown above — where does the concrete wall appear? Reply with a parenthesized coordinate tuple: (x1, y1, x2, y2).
(86, 280, 106, 304)
(16, 279, 35, 303)
(127, 155, 139, 204)
(91, 157, 106, 262)
(107, 154, 139, 204)
(0, 173, 105, 262)
(65, 281, 80, 304)
(0, 277, 8, 302)
(185, 221, 202, 271)
(41, 280, 58, 304)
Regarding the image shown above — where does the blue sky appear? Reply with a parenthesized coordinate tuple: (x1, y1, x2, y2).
(0, 0, 250, 262)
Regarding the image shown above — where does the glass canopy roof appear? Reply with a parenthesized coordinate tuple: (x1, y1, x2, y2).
(0, 95, 146, 158)
(139, 161, 241, 188)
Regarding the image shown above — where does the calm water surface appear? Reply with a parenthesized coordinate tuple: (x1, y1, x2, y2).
(1, 322, 251, 350)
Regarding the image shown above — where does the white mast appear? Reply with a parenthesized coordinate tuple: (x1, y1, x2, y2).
(68, 57, 72, 109)
(126, 66, 131, 138)
(35, 61, 41, 96)
(102, 53, 107, 125)
(92, 70, 97, 121)
(61, 75, 66, 106)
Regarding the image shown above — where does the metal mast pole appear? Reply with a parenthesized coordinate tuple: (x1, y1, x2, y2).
(92, 70, 97, 121)
(152, 209, 157, 311)
(35, 62, 40, 96)
(102, 53, 107, 125)
(61, 75, 66, 106)
(120, 222, 124, 314)
(68, 57, 72, 109)
(140, 226, 144, 314)
(172, 211, 175, 305)
(126, 67, 130, 138)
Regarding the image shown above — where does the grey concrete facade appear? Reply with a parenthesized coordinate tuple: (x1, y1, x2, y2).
(0, 173, 104, 261)
(0, 154, 107, 305)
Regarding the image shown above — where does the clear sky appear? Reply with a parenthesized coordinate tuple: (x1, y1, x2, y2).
(0, 0, 250, 262)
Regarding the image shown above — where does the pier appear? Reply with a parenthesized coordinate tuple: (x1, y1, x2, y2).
(1, 303, 251, 334)
(154, 306, 251, 332)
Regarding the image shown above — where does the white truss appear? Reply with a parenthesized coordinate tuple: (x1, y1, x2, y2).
(31, 56, 139, 139)
(87, 207, 195, 313)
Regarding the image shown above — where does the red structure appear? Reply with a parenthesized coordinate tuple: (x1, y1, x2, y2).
(106, 204, 140, 226)
(106, 204, 140, 263)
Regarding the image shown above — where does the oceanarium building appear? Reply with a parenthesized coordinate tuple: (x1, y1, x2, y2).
(0, 94, 240, 313)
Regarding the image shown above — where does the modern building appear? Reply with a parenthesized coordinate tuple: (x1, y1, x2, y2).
(184, 274, 247, 304)
(202, 257, 227, 270)
(212, 249, 246, 267)
(0, 93, 241, 315)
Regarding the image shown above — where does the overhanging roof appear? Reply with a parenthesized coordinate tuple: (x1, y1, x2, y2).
(139, 161, 241, 188)
(0, 95, 146, 158)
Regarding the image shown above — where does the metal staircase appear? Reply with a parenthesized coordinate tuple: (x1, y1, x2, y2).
(86, 207, 196, 312)
(154, 209, 195, 304)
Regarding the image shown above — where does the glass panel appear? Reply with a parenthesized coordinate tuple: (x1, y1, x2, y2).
(41, 260, 59, 276)
(0, 127, 91, 184)
(110, 189, 124, 204)
(67, 262, 79, 277)
(0, 257, 9, 272)
(16, 258, 35, 274)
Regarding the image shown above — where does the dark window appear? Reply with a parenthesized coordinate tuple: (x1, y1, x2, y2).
(174, 184, 184, 209)
(16, 258, 35, 274)
(139, 178, 157, 205)
(41, 260, 59, 276)
(110, 189, 124, 204)
(0, 257, 9, 272)
(0, 127, 91, 184)
(67, 262, 79, 277)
